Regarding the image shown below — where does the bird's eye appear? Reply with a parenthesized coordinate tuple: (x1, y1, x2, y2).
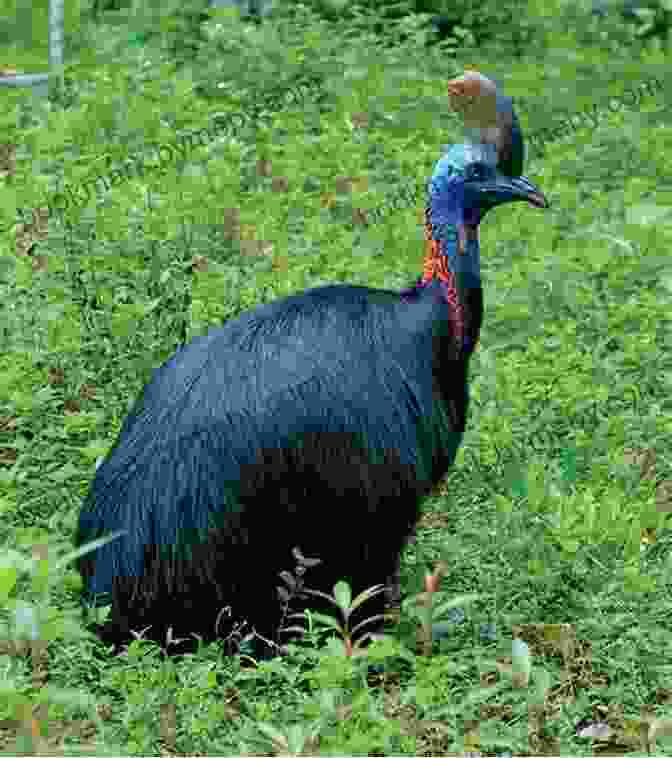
(465, 162, 491, 182)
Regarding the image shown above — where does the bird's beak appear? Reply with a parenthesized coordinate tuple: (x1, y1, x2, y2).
(468, 173, 549, 210)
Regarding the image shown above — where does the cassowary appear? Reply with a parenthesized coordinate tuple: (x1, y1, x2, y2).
(75, 70, 548, 658)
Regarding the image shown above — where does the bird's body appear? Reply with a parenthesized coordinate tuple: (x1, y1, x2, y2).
(75, 71, 548, 656)
(78, 281, 468, 654)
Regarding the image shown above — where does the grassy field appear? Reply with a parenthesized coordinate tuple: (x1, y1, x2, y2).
(0, 0, 671, 754)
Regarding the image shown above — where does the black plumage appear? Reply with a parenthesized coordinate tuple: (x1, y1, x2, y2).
(75, 71, 548, 657)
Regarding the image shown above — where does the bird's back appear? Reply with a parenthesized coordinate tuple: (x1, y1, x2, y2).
(118, 282, 456, 432)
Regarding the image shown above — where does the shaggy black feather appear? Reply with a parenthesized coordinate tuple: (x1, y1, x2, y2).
(76, 282, 479, 656)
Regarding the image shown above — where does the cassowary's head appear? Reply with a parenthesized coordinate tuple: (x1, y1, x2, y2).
(427, 71, 549, 295)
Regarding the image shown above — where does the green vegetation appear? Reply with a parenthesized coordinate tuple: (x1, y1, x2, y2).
(0, 0, 671, 754)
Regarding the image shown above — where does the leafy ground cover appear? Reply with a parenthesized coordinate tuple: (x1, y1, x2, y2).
(0, 0, 671, 754)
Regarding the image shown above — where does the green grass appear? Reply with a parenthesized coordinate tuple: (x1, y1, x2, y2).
(0, 0, 671, 754)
